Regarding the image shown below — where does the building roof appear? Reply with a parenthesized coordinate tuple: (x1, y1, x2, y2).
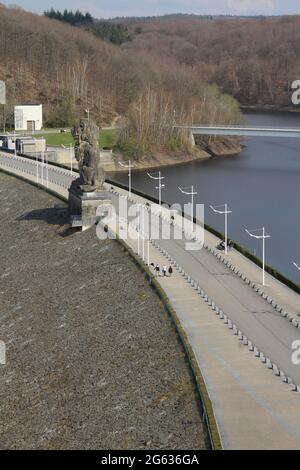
(15, 104, 42, 107)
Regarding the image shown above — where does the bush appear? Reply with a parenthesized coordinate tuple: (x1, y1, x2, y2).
(116, 135, 146, 158)
(45, 92, 75, 128)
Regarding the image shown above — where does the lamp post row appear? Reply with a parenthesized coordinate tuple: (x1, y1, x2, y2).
(102, 162, 299, 287)
(125, 165, 272, 287)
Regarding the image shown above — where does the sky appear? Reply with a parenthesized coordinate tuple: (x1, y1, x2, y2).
(3, 0, 300, 19)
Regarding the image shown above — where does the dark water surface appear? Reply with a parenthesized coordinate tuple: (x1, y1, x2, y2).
(110, 112, 300, 284)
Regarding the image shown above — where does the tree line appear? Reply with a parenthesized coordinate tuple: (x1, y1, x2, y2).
(44, 9, 93, 26)
(44, 9, 132, 45)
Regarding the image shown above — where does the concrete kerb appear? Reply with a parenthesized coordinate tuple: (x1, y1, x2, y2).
(194, 233, 300, 332)
(142, 204, 298, 333)
(150, 238, 300, 392)
(116, 236, 222, 450)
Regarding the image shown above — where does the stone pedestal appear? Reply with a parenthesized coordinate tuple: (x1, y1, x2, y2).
(68, 186, 111, 231)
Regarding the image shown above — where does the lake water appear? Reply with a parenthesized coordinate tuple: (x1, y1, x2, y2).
(109, 112, 300, 284)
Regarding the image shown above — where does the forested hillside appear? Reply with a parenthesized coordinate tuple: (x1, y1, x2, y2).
(44, 9, 133, 45)
(0, 5, 240, 157)
(123, 16, 300, 109)
(0, 5, 151, 129)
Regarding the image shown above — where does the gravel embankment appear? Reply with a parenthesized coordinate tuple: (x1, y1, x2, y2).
(0, 172, 209, 450)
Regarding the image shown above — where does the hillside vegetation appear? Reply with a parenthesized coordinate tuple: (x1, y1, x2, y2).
(44, 9, 133, 45)
(0, 5, 242, 158)
(122, 16, 300, 109)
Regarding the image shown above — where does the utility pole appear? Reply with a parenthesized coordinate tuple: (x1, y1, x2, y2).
(119, 160, 134, 196)
(179, 185, 198, 232)
(0, 81, 6, 133)
(210, 204, 232, 255)
(148, 171, 165, 208)
(245, 227, 270, 286)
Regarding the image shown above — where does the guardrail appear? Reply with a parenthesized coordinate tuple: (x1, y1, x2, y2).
(0, 152, 74, 190)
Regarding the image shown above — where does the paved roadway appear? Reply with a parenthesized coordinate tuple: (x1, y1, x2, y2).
(122, 227, 300, 449)
(108, 191, 300, 386)
(158, 234, 300, 384)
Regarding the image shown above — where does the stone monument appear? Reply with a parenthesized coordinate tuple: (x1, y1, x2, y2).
(68, 118, 111, 230)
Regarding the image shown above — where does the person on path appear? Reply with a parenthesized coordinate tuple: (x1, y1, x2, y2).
(155, 264, 160, 276)
(162, 266, 167, 277)
(168, 266, 173, 277)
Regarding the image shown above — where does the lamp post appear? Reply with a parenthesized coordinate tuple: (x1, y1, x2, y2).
(69, 144, 73, 175)
(293, 262, 300, 271)
(147, 171, 165, 208)
(147, 237, 150, 266)
(13, 131, 17, 158)
(119, 160, 134, 196)
(141, 204, 145, 261)
(179, 185, 197, 231)
(245, 227, 270, 286)
(210, 204, 232, 255)
(136, 204, 141, 257)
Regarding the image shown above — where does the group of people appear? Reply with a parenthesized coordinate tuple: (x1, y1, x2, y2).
(217, 239, 234, 251)
(150, 263, 173, 277)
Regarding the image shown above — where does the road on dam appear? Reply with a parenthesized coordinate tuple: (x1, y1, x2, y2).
(1, 149, 300, 387)
(3, 152, 300, 447)
(109, 192, 300, 386)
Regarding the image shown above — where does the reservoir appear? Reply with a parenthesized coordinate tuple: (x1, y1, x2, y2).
(110, 112, 300, 285)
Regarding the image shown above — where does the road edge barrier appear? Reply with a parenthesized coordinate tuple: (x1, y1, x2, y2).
(116, 235, 223, 451)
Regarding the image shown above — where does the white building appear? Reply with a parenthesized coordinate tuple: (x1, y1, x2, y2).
(14, 104, 43, 131)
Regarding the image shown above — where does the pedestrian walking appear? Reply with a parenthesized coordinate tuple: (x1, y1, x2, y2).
(168, 266, 173, 277)
(155, 264, 160, 276)
(162, 266, 167, 277)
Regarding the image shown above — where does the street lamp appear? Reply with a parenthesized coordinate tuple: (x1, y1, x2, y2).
(135, 204, 150, 265)
(62, 143, 74, 174)
(136, 205, 141, 257)
(293, 262, 300, 271)
(13, 131, 17, 157)
(179, 185, 197, 231)
(210, 204, 232, 255)
(69, 144, 73, 175)
(119, 160, 134, 196)
(245, 227, 270, 286)
(147, 171, 165, 207)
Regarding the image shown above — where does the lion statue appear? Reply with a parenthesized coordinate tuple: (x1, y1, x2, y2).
(71, 118, 105, 192)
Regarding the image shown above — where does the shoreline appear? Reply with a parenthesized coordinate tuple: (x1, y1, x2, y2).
(108, 139, 243, 173)
(241, 104, 300, 114)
